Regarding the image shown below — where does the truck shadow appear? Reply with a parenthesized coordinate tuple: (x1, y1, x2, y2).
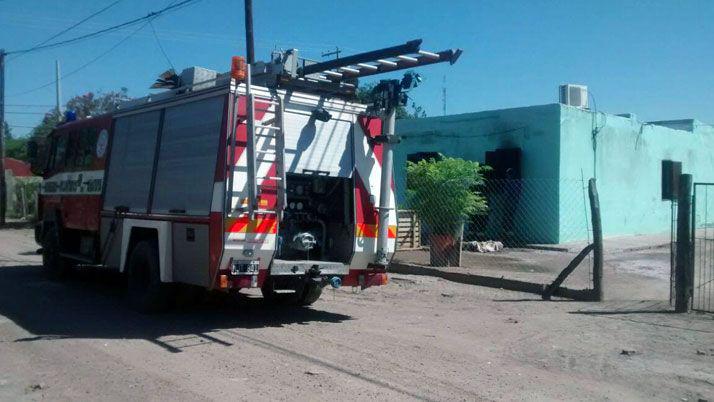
(0, 265, 352, 353)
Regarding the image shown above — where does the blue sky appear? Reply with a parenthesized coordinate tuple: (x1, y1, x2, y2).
(2, 0, 713, 137)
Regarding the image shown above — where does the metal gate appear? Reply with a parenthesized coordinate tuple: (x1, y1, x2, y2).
(692, 183, 714, 312)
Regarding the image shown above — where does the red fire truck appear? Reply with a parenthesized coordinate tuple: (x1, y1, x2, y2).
(32, 40, 461, 311)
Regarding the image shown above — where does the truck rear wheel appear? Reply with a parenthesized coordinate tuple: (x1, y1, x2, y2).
(261, 278, 299, 305)
(261, 279, 323, 306)
(297, 283, 323, 306)
(127, 240, 172, 313)
(41, 226, 71, 280)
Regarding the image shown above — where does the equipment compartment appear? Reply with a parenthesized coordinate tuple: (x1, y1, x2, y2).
(277, 173, 354, 263)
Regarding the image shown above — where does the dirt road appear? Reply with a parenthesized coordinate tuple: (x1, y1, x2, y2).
(0, 228, 712, 401)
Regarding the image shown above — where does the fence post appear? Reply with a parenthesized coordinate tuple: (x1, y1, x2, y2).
(588, 178, 604, 301)
(20, 183, 27, 219)
(675, 174, 693, 312)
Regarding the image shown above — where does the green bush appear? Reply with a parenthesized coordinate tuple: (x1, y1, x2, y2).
(406, 156, 488, 235)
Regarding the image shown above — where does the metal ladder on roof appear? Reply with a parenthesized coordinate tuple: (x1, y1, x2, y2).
(243, 63, 287, 219)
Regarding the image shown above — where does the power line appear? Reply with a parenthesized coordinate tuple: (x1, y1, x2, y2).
(8, 125, 38, 129)
(149, 19, 176, 72)
(7, 0, 123, 62)
(3, 104, 55, 107)
(9, 21, 151, 97)
(5, 111, 48, 115)
(6, 0, 198, 56)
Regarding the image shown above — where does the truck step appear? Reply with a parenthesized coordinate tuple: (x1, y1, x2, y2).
(59, 252, 95, 264)
(255, 124, 281, 131)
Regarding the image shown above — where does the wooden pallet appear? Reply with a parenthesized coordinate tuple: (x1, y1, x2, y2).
(396, 210, 421, 250)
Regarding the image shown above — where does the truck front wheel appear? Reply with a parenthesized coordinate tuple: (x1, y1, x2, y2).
(127, 240, 172, 313)
(41, 226, 71, 280)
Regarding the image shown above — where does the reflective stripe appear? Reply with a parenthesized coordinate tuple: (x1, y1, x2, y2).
(356, 223, 396, 239)
(225, 215, 277, 234)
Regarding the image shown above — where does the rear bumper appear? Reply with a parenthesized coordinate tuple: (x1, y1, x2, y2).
(341, 268, 389, 289)
(270, 259, 348, 276)
(223, 267, 388, 290)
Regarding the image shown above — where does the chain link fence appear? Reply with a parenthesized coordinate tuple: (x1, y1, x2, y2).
(396, 177, 593, 267)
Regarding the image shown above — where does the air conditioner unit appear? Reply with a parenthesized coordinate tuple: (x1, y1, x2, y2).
(559, 84, 588, 109)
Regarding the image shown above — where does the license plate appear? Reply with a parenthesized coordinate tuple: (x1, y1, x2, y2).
(231, 260, 259, 275)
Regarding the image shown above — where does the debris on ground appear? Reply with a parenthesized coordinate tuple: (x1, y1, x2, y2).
(25, 383, 45, 393)
(462, 240, 504, 253)
(505, 317, 519, 324)
(440, 293, 454, 298)
(620, 349, 638, 356)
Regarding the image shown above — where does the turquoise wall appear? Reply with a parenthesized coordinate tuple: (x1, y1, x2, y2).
(395, 102, 714, 244)
(559, 105, 714, 240)
(395, 104, 562, 243)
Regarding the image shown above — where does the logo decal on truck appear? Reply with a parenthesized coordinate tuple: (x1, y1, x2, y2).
(96, 129, 109, 158)
(41, 170, 104, 195)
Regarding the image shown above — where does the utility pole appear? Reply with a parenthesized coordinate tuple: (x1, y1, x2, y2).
(321, 46, 341, 60)
(244, 0, 255, 64)
(55, 60, 62, 119)
(0, 49, 6, 226)
(442, 75, 447, 116)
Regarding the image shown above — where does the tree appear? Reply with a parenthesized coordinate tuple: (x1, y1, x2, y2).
(356, 82, 426, 119)
(3, 121, 11, 140)
(65, 87, 130, 119)
(29, 110, 62, 141)
(31, 88, 130, 139)
(406, 156, 489, 266)
(3, 122, 28, 160)
(5, 88, 132, 163)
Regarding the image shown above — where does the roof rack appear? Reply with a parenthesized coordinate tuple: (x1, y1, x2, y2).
(251, 39, 462, 98)
(298, 39, 461, 81)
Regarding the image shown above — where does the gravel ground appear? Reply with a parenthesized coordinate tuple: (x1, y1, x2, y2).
(0, 228, 712, 401)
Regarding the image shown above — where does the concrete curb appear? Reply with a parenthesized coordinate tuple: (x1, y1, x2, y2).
(0, 221, 35, 230)
(524, 242, 671, 254)
(390, 261, 597, 300)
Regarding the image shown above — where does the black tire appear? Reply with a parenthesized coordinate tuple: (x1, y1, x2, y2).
(297, 282, 323, 306)
(126, 240, 172, 313)
(41, 226, 71, 280)
(261, 278, 323, 306)
(261, 278, 300, 305)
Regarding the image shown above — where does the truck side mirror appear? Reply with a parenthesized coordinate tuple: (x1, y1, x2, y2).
(27, 138, 47, 176)
(27, 139, 38, 159)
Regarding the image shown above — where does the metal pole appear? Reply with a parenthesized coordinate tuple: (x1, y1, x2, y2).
(55, 60, 62, 118)
(0, 49, 7, 226)
(588, 178, 603, 301)
(245, 63, 256, 218)
(442, 75, 446, 116)
(375, 106, 396, 265)
(244, 0, 255, 64)
(675, 174, 693, 312)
